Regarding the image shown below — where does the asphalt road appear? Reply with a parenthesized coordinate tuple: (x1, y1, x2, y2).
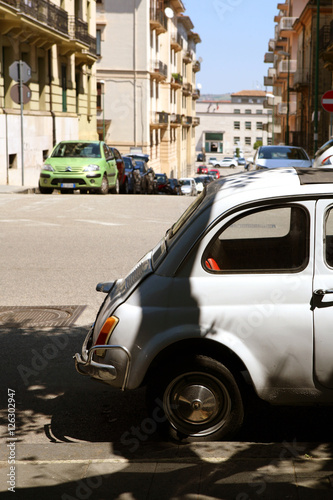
(1, 172, 333, 498)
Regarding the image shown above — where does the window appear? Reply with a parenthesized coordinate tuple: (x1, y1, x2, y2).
(234, 137, 240, 145)
(234, 121, 240, 130)
(96, 29, 101, 56)
(234, 109, 240, 114)
(257, 110, 263, 114)
(245, 122, 251, 130)
(256, 122, 263, 130)
(245, 137, 251, 145)
(256, 137, 263, 143)
(97, 82, 102, 110)
(204, 205, 309, 272)
(61, 64, 67, 112)
(267, 137, 272, 145)
(245, 109, 252, 114)
(326, 208, 333, 267)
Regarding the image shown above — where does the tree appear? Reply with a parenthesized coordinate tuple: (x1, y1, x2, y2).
(253, 140, 263, 150)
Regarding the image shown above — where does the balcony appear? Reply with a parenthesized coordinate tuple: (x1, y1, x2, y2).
(150, 111, 169, 128)
(264, 52, 274, 63)
(279, 17, 297, 37)
(264, 76, 274, 86)
(170, 113, 182, 126)
(293, 68, 310, 89)
(192, 116, 200, 127)
(150, 59, 168, 80)
(150, 7, 167, 34)
(1, 0, 68, 38)
(277, 2, 288, 11)
(193, 60, 201, 72)
(182, 83, 192, 96)
(268, 39, 275, 52)
(171, 33, 183, 52)
(277, 101, 297, 115)
(277, 59, 297, 77)
(183, 50, 193, 64)
(182, 115, 192, 126)
(192, 88, 200, 99)
(171, 72, 183, 87)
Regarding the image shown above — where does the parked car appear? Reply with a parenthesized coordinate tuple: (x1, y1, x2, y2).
(38, 140, 119, 194)
(75, 167, 333, 442)
(168, 178, 182, 195)
(197, 165, 208, 175)
(251, 145, 312, 170)
(194, 177, 204, 194)
(179, 177, 197, 196)
(236, 157, 247, 168)
(209, 169, 220, 179)
(123, 156, 141, 194)
(133, 160, 156, 194)
(219, 157, 237, 168)
(313, 139, 333, 168)
(109, 147, 127, 193)
(208, 157, 221, 167)
(197, 152, 206, 162)
(155, 173, 170, 194)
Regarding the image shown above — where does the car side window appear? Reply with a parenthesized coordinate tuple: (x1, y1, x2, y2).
(104, 144, 112, 160)
(325, 208, 333, 268)
(204, 205, 309, 273)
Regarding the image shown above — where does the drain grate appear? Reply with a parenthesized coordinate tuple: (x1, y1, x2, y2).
(0, 306, 86, 327)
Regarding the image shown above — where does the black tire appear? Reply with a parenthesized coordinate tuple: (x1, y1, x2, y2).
(146, 355, 244, 442)
(39, 184, 53, 194)
(97, 175, 109, 195)
(122, 179, 129, 194)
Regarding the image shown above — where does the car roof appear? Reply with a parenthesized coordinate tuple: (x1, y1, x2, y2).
(209, 168, 333, 201)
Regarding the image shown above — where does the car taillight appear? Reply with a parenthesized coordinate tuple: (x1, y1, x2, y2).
(94, 316, 119, 357)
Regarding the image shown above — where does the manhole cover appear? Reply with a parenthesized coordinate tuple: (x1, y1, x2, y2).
(0, 306, 86, 327)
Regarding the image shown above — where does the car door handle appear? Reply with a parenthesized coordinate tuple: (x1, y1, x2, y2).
(314, 288, 333, 296)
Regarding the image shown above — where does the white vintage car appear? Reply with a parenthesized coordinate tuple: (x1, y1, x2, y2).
(75, 167, 333, 441)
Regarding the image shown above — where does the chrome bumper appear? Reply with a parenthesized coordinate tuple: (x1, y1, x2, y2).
(74, 329, 131, 390)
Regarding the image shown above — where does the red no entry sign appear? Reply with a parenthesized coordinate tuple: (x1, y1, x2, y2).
(322, 90, 333, 112)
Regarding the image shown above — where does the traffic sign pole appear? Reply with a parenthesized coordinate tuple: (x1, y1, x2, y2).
(19, 61, 24, 186)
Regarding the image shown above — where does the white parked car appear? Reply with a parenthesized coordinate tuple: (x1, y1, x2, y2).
(252, 145, 312, 170)
(208, 157, 221, 167)
(178, 177, 197, 196)
(313, 139, 333, 168)
(219, 156, 237, 168)
(75, 167, 333, 442)
(193, 177, 204, 194)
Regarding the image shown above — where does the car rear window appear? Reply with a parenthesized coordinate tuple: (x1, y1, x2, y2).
(204, 205, 309, 273)
(259, 147, 308, 160)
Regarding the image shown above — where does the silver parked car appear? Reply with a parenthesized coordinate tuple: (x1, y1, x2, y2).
(75, 167, 333, 442)
(313, 139, 333, 168)
(252, 145, 312, 170)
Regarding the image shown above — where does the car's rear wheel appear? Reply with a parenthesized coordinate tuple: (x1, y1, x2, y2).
(146, 355, 244, 442)
(122, 179, 129, 194)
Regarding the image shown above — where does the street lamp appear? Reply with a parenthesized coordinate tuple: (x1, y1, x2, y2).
(266, 93, 275, 145)
(278, 50, 290, 145)
(99, 80, 105, 141)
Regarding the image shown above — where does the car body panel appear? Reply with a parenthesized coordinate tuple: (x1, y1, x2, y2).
(75, 168, 333, 406)
(313, 139, 333, 168)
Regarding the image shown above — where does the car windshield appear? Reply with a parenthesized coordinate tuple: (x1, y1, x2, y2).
(180, 179, 190, 185)
(259, 147, 308, 160)
(51, 142, 101, 158)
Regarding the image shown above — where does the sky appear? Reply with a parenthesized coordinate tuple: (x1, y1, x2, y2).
(183, 0, 278, 95)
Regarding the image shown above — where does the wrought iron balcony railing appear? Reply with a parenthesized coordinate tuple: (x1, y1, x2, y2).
(4, 0, 69, 35)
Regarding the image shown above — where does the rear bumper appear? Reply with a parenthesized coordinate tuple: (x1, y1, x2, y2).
(74, 328, 131, 390)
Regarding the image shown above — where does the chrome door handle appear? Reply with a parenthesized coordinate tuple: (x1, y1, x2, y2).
(314, 288, 333, 296)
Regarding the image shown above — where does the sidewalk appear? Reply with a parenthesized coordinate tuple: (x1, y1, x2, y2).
(0, 184, 37, 194)
(1, 441, 332, 499)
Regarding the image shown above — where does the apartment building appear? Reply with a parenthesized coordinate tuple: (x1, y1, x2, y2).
(264, 0, 333, 155)
(195, 90, 272, 158)
(96, 0, 201, 178)
(0, 0, 98, 186)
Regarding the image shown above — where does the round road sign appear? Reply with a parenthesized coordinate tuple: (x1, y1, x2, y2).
(321, 90, 333, 112)
(10, 83, 31, 105)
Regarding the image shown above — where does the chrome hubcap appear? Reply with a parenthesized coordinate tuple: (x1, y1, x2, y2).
(164, 372, 231, 437)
